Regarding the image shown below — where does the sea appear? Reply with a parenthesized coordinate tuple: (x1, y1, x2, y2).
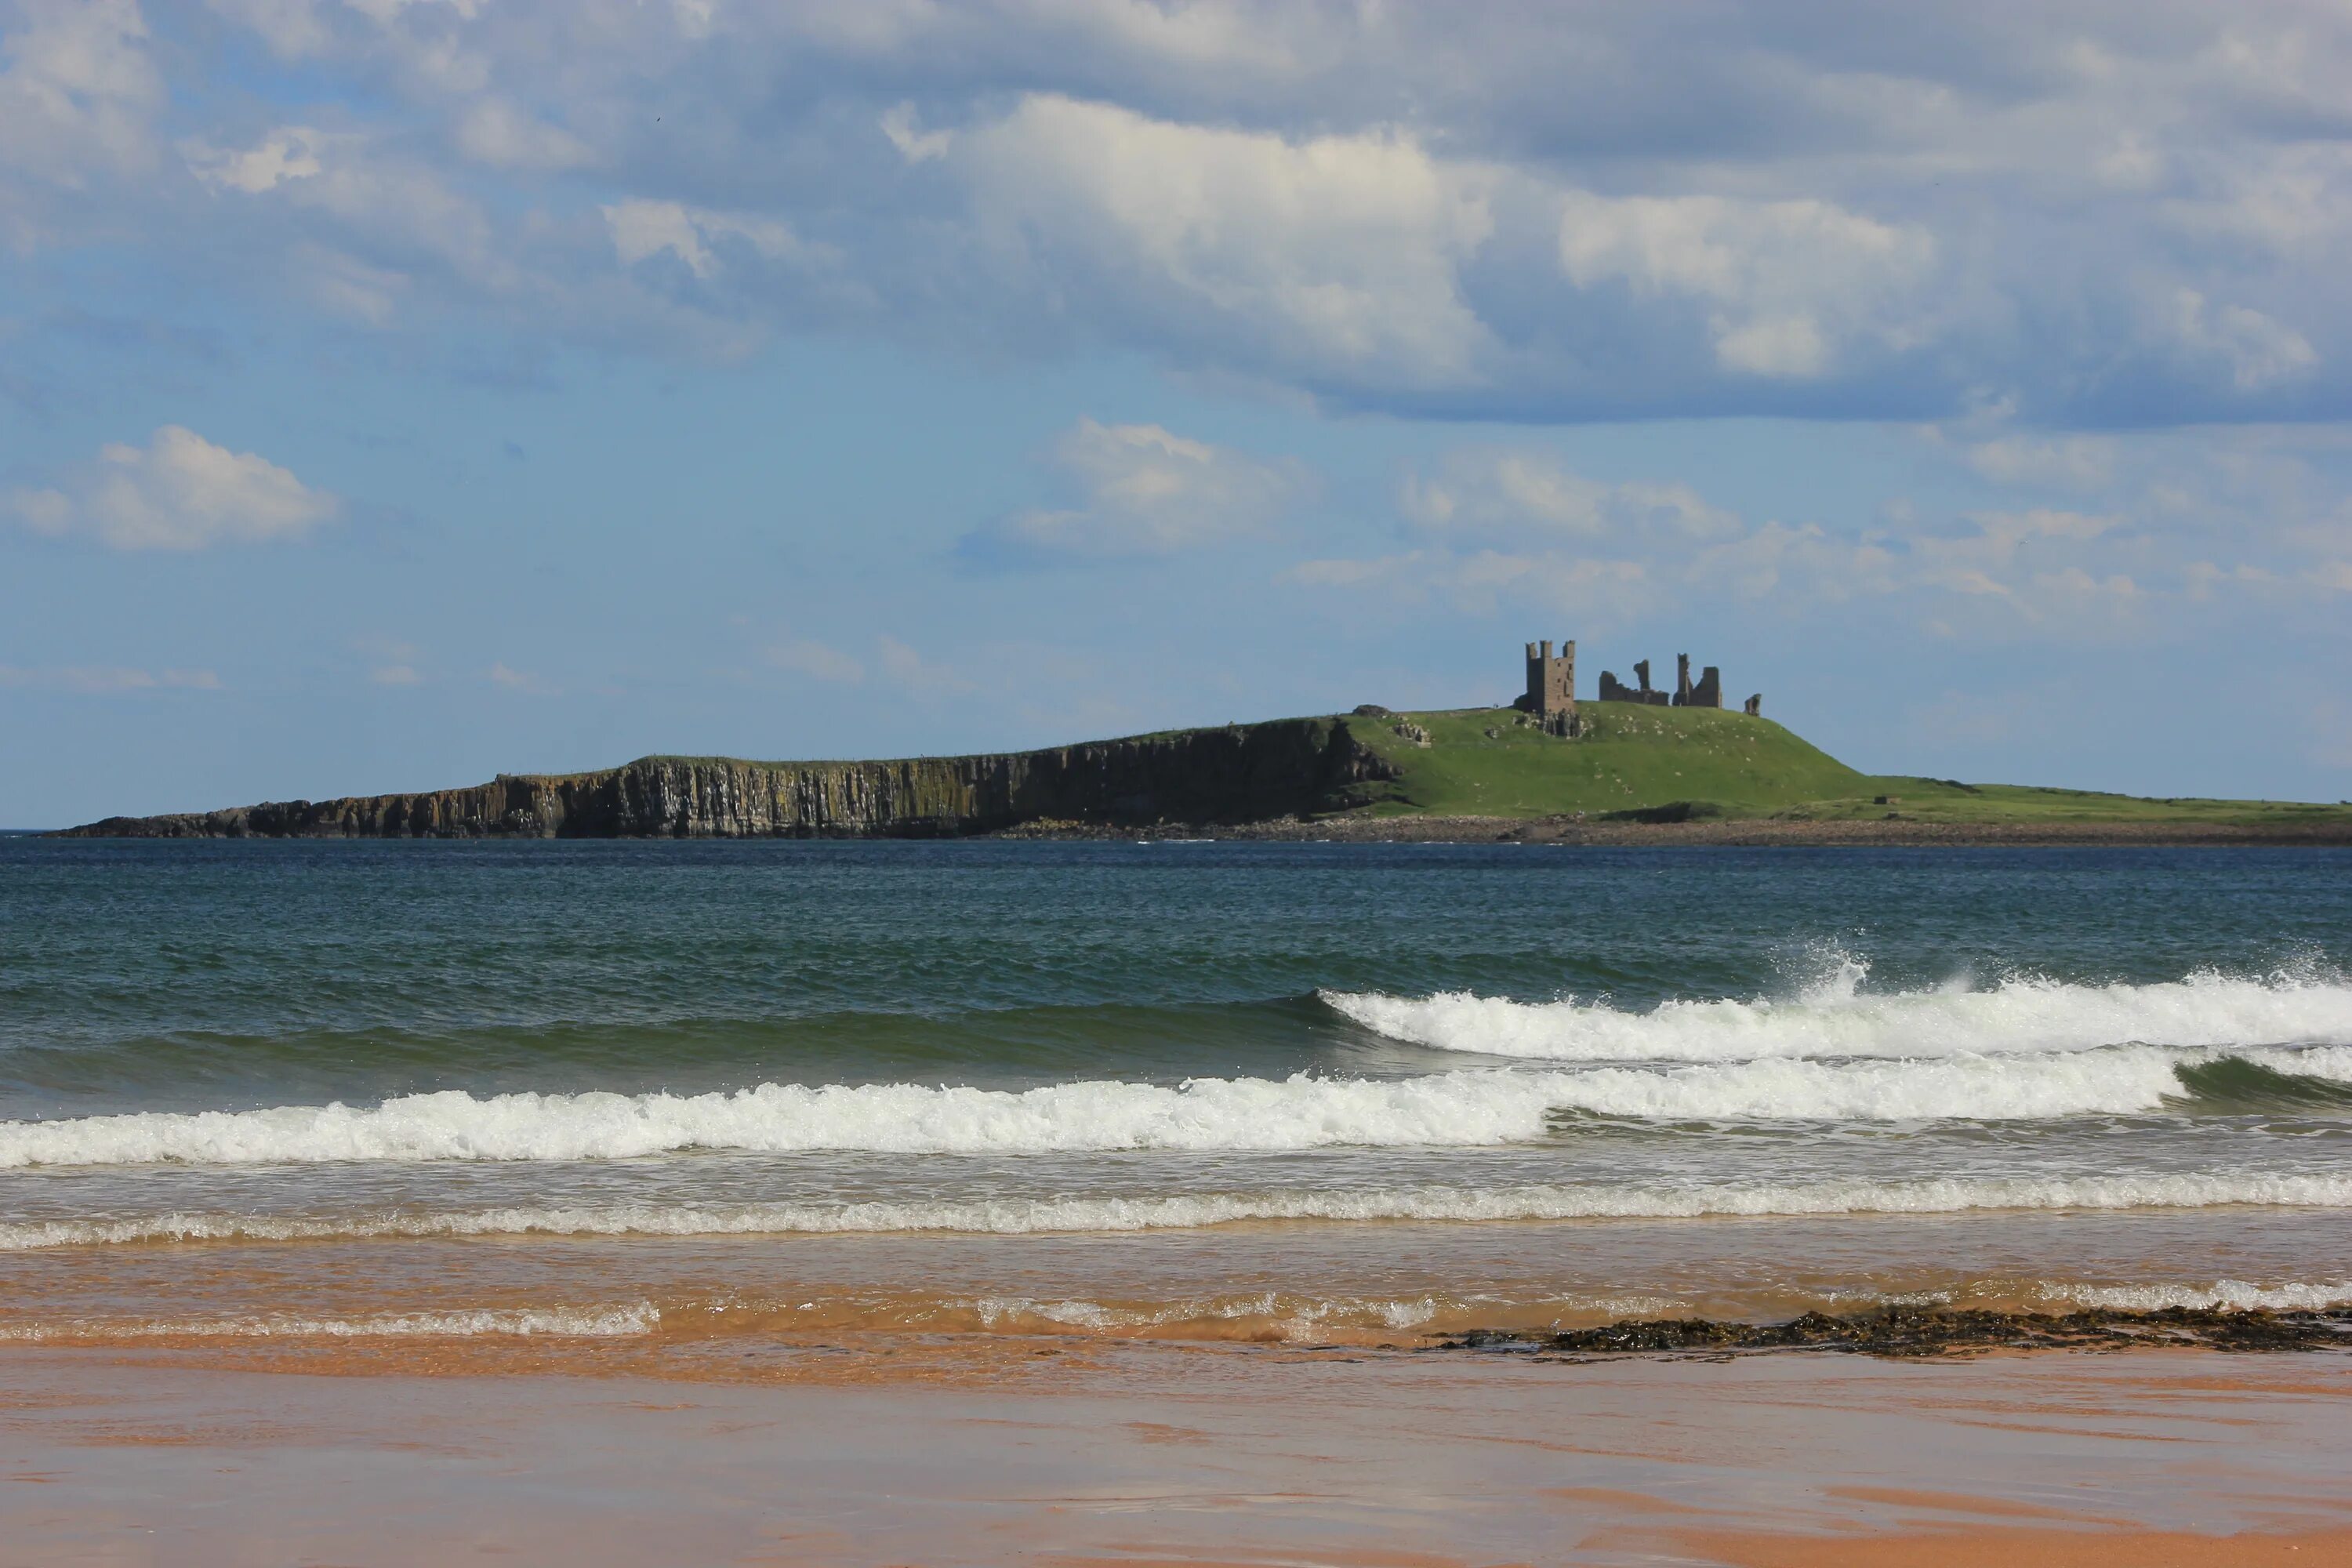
(3, 837, 2349, 1357)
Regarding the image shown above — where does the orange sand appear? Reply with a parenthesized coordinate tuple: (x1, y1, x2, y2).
(3, 1343, 2348, 1565)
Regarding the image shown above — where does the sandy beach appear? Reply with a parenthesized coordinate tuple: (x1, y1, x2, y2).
(5, 1341, 2350, 1566)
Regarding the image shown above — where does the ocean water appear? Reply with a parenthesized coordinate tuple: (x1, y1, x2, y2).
(2, 837, 2349, 1352)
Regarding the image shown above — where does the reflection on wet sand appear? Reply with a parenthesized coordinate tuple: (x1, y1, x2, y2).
(3, 1345, 2347, 1565)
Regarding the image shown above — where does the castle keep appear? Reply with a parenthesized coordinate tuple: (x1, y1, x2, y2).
(1522, 640, 1580, 736)
(1522, 641, 1760, 729)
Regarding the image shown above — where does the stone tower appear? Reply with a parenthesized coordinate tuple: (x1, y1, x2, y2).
(1523, 639, 1580, 737)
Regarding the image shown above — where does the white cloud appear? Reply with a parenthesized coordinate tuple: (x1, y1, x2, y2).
(1557, 192, 1936, 379)
(9, 426, 336, 550)
(604, 198, 816, 278)
(187, 125, 504, 289)
(27, 2, 2352, 424)
(296, 242, 408, 325)
(974, 417, 1308, 560)
(954, 94, 1497, 387)
(1295, 443, 2263, 637)
(2157, 287, 2319, 392)
(879, 102, 950, 163)
(203, 0, 332, 60)
(187, 124, 327, 193)
(0, 0, 162, 184)
(1400, 451, 1740, 544)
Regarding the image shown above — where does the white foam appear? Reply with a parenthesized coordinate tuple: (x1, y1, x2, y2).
(0, 1044, 2277, 1169)
(6, 1171, 2348, 1249)
(2293, 1045, 2352, 1083)
(1326, 969, 2352, 1065)
(0, 1304, 659, 1341)
(2034, 1279, 2352, 1312)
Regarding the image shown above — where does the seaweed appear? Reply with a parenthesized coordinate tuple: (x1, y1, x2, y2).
(1432, 1303, 2352, 1360)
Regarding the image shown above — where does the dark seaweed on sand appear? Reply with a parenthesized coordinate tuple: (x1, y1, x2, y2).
(1435, 1304, 2352, 1359)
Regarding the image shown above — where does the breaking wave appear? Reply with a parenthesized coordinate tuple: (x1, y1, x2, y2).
(1323, 966, 2352, 1065)
(5, 1041, 2350, 1170)
(3, 1046, 2342, 1168)
(7, 1171, 2350, 1248)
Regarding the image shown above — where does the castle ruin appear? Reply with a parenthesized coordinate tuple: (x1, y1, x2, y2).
(1526, 641, 1759, 723)
(1521, 639, 1580, 736)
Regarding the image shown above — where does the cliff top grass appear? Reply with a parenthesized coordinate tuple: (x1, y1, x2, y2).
(1345, 704, 2352, 828)
(494, 705, 2351, 830)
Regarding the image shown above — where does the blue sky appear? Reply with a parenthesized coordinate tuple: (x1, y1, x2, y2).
(5, 1, 2351, 826)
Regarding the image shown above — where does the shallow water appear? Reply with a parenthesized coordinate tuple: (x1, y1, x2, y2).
(2, 838, 2347, 1353)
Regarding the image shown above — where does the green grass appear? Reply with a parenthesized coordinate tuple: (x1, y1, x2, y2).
(1341, 704, 2352, 827)
(517, 707, 2352, 830)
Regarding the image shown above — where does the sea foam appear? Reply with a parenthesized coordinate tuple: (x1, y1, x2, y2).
(5, 1171, 2350, 1249)
(0, 1304, 659, 1341)
(0, 1044, 2320, 1169)
(1323, 968, 2352, 1065)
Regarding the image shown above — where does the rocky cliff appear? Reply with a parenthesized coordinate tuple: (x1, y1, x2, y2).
(56, 718, 1401, 839)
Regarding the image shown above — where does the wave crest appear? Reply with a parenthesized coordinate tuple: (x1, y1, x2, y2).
(1323, 968, 2352, 1065)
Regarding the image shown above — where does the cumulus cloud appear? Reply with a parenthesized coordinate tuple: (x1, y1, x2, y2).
(12, 2, 2352, 422)
(2154, 287, 2318, 392)
(603, 199, 816, 278)
(969, 417, 1309, 561)
(950, 94, 1498, 390)
(1556, 193, 1936, 380)
(8, 426, 336, 550)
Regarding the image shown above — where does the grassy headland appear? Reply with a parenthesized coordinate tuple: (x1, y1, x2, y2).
(1330, 704, 2352, 837)
(52, 702, 2352, 841)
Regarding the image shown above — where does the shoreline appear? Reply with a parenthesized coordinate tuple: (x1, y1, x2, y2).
(999, 813, 2352, 847)
(36, 815, 2352, 846)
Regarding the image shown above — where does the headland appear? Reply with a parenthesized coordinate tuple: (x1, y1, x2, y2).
(51, 641, 2352, 843)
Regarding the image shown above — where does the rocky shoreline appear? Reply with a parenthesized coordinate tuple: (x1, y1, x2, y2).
(997, 813, 2352, 847)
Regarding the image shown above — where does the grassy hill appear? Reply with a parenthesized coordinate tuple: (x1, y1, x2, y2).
(56, 699, 2352, 840)
(1345, 704, 2352, 831)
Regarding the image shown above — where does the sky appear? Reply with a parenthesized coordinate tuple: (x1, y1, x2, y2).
(5, 0, 2352, 827)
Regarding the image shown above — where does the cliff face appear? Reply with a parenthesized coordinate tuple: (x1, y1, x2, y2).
(58, 718, 1401, 839)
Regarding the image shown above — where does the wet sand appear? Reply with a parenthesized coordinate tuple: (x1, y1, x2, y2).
(5, 1343, 2349, 1566)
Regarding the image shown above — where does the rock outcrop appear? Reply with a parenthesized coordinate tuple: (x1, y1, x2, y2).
(56, 717, 1400, 839)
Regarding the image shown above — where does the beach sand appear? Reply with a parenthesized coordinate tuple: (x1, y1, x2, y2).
(5, 1342, 2349, 1566)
